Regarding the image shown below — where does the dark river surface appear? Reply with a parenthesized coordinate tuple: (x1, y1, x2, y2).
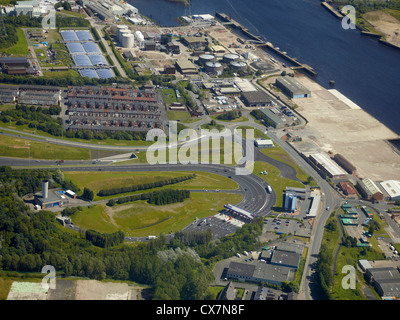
(131, 0, 400, 135)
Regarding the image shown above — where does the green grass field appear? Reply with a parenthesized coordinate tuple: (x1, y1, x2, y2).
(0, 134, 91, 160)
(260, 147, 316, 186)
(0, 28, 29, 56)
(252, 161, 304, 211)
(64, 170, 239, 200)
(70, 192, 243, 237)
(236, 126, 269, 139)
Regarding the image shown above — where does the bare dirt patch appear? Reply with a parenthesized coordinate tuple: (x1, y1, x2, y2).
(363, 10, 400, 46)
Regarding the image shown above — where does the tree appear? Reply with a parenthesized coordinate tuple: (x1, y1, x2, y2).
(82, 187, 94, 201)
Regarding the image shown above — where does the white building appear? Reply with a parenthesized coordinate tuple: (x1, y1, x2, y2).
(308, 152, 347, 179)
(254, 139, 274, 148)
(380, 180, 400, 201)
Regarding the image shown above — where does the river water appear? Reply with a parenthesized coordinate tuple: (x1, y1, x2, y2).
(131, 0, 400, 135)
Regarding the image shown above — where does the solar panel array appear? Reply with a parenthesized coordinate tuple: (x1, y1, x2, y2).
(66, 42, 85, 54)
(61, 30, 79, 42)
(82, 42, 101, 54)
(79, 68, 114, 79)
(73, 54, 92, 67)
(76, 30, 93, 41)
(62, 30, 109, 72)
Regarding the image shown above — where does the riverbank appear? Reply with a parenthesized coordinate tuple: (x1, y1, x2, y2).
(321, 1, 400, 50)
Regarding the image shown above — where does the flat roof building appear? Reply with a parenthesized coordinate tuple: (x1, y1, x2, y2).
(270, 250, 301, 269)
(35, 180, 69, 209)
(366, 267, 400, 298)
(356, 178, 383, 201)
(333, 153, 357, 176)
(175, 59, 198, 74)
(254, 139, 274, 148)
(240, 90, 272, 108)
(226, 261, 294, 286)
(379, 180, 400, 202)
(308, 152, 347, 179)
(275, 76, 311, 99)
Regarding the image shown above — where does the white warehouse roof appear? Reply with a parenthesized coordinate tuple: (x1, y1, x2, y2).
(380, 180, 400, 201)
(309, 152, 346, 177)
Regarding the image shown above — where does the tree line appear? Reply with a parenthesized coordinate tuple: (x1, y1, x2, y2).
(250, 109, 276, 127)
(97, 174, 195, 197)
(109, 189, 190, 206)
(85, 230, 124, 248)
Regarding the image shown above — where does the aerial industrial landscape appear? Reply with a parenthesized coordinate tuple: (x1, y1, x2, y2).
(1, 0, 400, 308)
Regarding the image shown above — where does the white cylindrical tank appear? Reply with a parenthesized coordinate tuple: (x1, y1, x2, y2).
(122, 33, 135, 48)
(119, 31, 131, 45)
(117, 25, 129, 41)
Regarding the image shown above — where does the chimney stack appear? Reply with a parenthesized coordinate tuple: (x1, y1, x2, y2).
(42, 180, 49, 199)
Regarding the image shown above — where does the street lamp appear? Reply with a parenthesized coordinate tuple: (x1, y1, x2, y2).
(28, 143, 30, 168)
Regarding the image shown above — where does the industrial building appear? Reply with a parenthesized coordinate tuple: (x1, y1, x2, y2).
(0, 57, 32, 75)
(356, 178, 384, 201)
(307, 193, 321, 219)
(275, 76, 311, 99)
(307, 152, 347, 179)
(283, 192, 297, 213)
(333, 153, 357, 176)
(270, 250, 301, 269)
(254, 139, 274, 148)
(83, 0, 138, 21)
(18, 85, 61, 106)
(285, 187, 307, 200)
(379, 180, 400, 202)
(175, 59, 198, 75)
(240, 90, 273, 108)
(66, 84, 163, 132)
(35, 180, 68, 209)
(0, 85, 18, 104)
(181, 36, 208, 50)
(14, 0, 41, 17)
(365, 267, 400, 298)
(226, 261, 294, 286)
(258, 108, 286, 129)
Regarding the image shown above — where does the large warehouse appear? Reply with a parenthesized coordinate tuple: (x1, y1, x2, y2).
(275, 76, 311, 99)
(307, 152, 347, 179)
(240, 90, 273, 108)
(379, 180, 400, 201)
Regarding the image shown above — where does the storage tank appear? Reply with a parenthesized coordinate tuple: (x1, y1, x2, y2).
(121, 33, 135, 48)
(205, 61, 223, 74)
(117, 25, 129, 41)
(230, 60, 247, 72)
(222, 53, 239, 64)
(119, 31, 131, 46)
(198, 54, 215, 65)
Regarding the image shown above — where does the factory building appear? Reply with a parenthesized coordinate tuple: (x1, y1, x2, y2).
(35, 180, 68, 209)
(0, 57, 32, 76)
(259, 108, 286, 129)
(333, 153, 357, 176)
(0, 85, 18, 104)
(14, 0, 41, 17)
(240, 90, 273, 108)
(66, 84, 163, 132)
(307, 152, 347, 179)
(175, 59, 198, 75)
(18, 85, 61, 106)
(275, 76, 311, 99)
(83, 0, 138, 21)
(356, 178, 384, 202)
(226, 261, 294, 286)
(379, 180, 400, 202)
(181, 36, 208, 50)
(365, 267, 400, 298)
